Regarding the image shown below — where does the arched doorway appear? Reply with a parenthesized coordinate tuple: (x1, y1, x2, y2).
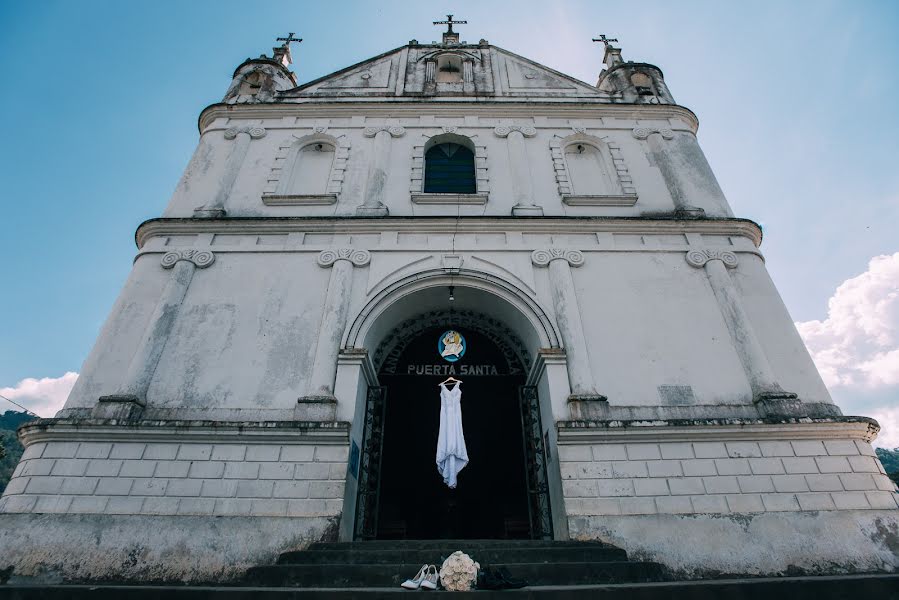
(353, 309, 553, 540)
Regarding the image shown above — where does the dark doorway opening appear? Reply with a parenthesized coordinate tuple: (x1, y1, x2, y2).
(375, 326, 530, 539)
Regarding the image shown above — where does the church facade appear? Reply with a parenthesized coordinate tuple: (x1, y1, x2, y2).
(2, 25, 897, 581)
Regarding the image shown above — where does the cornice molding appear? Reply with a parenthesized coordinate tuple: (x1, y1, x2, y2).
(17, 418, 351, 447)
(556, 417, 880, 444)
(197, 102, 700, 135)
(135, 217, 763, 250)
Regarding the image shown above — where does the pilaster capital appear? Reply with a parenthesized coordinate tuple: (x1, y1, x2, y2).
(363, 125, 406, 138)
(632, 127, 674, 140)
(317, 248, 371, 268)
(161, 249, 215, 269)
(685, 249, 738, 269)
(531, 248, 585, 268)
(224, 125, 267, 140)
(494, 125, 537, 138)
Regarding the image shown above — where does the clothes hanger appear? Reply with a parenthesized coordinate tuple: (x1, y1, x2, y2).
(439, 376, 463, 386)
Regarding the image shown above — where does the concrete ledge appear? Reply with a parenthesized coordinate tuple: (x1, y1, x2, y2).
(568, 510, 899, 578)
(17, 418, 351, 446)
(0, 513, 338, 583)
(556, 417, 878, 443)
(261, 194, 338, 206)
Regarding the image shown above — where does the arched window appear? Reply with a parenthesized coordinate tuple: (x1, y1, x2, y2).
(424, 143, 476, 194)
(283, 142, 335, 195)
(564, 142, 619, 196)
(436, 55, 463, 83)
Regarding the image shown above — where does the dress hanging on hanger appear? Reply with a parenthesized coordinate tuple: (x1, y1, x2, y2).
(436, 378, 469, 488)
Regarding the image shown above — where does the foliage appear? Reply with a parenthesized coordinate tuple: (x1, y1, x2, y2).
(875, 447, 899, 485)
(0, 411, 37, 494)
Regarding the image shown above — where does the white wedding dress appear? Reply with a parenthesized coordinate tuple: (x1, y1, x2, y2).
(436, 382, 469, 488)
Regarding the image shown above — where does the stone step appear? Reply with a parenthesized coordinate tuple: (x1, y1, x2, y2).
(5, 574, 899, 598)
(278, 545, 629, 565)
(306, 539, 615, 551)
(243, 560, 664, 588)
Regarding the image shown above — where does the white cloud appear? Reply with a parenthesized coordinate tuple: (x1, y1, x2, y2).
(795, 252, 899, 447)
(0, 372, 78, 418)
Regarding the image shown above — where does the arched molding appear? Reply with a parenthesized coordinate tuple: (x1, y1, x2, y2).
(374, 309, 531, 376)
(344, 269, 561, 356)
(550, 131, 638, 206)
(262, 131, 350, 205)
(411, 133, 489, 197)
(416, 49, 482, 64)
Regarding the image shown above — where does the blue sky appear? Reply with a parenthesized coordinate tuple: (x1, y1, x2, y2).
(1, 1, 898, 441)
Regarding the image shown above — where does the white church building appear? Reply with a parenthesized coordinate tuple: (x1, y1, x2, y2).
(2, 23, 897, 582)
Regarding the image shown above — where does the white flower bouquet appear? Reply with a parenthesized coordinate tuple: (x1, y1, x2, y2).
(438, 550, 480, 591)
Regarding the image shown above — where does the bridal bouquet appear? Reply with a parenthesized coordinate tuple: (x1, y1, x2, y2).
(438, 551, 480, 591)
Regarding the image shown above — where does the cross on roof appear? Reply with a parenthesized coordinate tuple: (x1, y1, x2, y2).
(433, 14, 467, 34)
(592, 34, 619, 48)
(277, 32, 303, 48)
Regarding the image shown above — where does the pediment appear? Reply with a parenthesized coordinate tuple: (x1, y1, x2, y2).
(280, 44, 607, 100)
(284, 47, 406, 97)
(493, 48, 604, 97)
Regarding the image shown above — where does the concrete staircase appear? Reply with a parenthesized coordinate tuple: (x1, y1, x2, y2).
(245, 539, 663, 588)
(2, 540, 898, 598)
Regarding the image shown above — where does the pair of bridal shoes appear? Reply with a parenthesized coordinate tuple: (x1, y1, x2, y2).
(401, 564, 438, 590)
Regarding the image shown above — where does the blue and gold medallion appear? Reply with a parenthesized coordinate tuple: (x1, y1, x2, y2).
(438, 330, 466, 362)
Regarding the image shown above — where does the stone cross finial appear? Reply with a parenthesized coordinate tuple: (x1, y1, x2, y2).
(434, 14, 466, 44)
(591, 34, 618, 48)
(273, 32, 302, 67)
(593, 34, 623, 68)
(433, 14, 467, 34)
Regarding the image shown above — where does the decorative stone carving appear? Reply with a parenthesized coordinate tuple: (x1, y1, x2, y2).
(531, 248, 585, 268)
(571, 126, 588, 134)
(632, 127, 675, 140)
(685, 249, 738, 269)
(160, 249, 215, 269)
(550, 132, 637, 199)
(493, 125, 537, 138)
(363, 125, 406, 138)
(317, 248, 371, 268)
(263, 132, 350, 201)
(442, 126, 458, 134)
(224, 126, 267, 140)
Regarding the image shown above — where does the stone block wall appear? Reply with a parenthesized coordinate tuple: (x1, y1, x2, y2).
(559, 438, 898, 517)
(0, 440, 349, 519)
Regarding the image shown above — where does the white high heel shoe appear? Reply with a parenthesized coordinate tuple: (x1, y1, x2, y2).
(420, 565, 439, 590)
(401, 564, 429, 589)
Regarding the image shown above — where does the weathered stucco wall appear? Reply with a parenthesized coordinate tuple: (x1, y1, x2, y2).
(559, 428, 899, 575)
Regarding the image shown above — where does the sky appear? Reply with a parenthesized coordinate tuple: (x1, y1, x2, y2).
(1, 1, 898, 444)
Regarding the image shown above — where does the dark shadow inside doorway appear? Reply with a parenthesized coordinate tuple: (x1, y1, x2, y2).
(376, 326, 530, 539)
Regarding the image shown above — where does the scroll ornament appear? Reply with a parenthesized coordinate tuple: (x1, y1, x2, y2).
(531, 248, 585, 268)
(493, 125, 537, 138)
(632, 127, 675, 140)
(685, 249, 738, 269)
(161, 249, 215, 269)
(224, 126, 267, 140)
(363, 125, 406, 138)
(317, 248, 372, 268)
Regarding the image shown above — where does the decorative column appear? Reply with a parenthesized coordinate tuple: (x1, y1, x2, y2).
(531, 249, 603, 401)
(633, 127, 733, 218)
(194, 125, 267, 218)
(495, 125, 542, 216)
(686, 249, 800, 416)
(95, 249, 215, 419)
(358, 126, 405, 216)
(303, 248, 372, 402)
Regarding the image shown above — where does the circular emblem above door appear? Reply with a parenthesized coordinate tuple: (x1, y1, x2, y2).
(438, 330, 466, 362)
